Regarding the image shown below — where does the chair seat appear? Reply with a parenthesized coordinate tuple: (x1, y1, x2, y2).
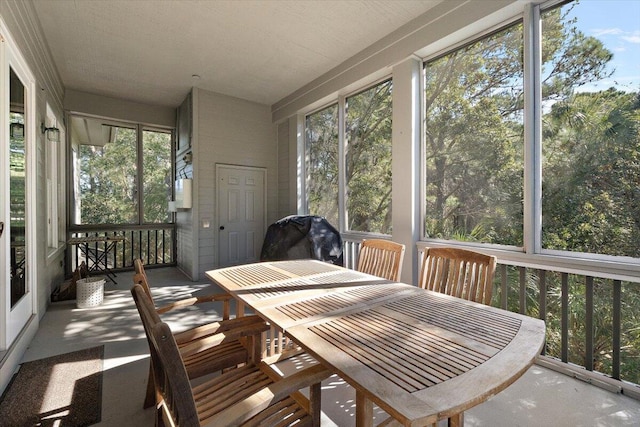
(176, 314, 268, 379)
(195, 364, 316, 426)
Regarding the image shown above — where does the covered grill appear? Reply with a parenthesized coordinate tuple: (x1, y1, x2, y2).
(260, 215, 343, 266)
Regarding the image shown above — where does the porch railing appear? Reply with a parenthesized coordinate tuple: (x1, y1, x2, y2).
(67, 224, 176, 274)
(341, 233, 640, 399)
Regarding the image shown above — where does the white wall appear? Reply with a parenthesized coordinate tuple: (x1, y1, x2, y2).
(190, 88, 276, 279)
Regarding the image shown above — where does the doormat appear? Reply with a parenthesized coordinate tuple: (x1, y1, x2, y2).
(0, 345, 104, 427)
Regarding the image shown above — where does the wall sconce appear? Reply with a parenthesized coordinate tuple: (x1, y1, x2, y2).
(41, 123, 60, 142)
(10, 122, 24, 139)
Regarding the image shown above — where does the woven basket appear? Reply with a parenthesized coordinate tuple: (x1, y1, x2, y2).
(76, 277, 105, 308)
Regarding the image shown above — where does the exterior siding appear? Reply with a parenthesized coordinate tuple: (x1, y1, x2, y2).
(192, 88, 276, 279)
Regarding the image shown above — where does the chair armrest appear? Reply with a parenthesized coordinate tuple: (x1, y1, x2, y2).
(204, 363, 332, 426)
(156, 292, 233, 319)
(174, 314, 264, 344)
(178, 319, 269, 357)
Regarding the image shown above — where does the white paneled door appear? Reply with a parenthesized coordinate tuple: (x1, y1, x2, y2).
(216, 165, 266, 267)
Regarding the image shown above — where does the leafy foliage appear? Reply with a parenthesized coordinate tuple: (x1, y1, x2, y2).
(306, 104, 340, 227)
(345, 81, 393, 233)
(76, 124, 171, 225)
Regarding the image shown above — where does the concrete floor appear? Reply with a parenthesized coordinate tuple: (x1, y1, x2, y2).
(19, 267, 640, 426)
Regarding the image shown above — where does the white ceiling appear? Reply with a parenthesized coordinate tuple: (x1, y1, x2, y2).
(32, 0, 441, 108)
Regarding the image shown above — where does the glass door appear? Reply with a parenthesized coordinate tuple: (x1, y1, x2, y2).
(2, 54, 35, 348)
(9, 68, 27, 308)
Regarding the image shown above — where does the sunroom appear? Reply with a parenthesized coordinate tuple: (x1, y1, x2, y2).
(1, 0, 639, 425)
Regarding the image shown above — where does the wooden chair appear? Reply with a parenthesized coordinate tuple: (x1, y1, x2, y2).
(418, 247, 497, 305)
(133, 258, 233, 319)
(132, 264, 267, 409)
(131, 284, 331, 427)
(356, 239, 406, 281)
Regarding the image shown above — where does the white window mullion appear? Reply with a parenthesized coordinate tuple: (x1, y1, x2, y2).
(294, 114, 304, 214)
(337, 96, 346, 233)
(523, 3, 542, 254)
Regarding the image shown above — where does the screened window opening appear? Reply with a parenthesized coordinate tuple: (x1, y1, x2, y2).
(305, 104, 339, 227)
(540, 0, 640, 259)
(345, 80, 393, 234)
(70, 115, 173, 226)
(424, 22, 525, 246)
(143, 129, 172, 223)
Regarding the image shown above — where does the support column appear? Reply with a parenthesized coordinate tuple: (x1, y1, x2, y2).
(391, 56, 422, 285)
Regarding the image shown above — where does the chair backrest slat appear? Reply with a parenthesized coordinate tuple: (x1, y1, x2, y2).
(419, 247, 497, 305)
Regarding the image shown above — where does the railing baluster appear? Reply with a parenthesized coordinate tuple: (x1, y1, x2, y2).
(121, 231, 126, 268)
(613, 279, 621, 380)
(519, 267, 526, 315)
(585, 276, 594, 371)
(561, 272, 569, 363)
(539, 270, 546, 356)
(500, 264, 508, 310)
(162, 229, 166, 263)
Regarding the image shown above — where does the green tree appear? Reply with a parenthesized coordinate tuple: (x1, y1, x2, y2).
(345, 80, 393, 234)
(143, 130, 172, 223)
(423, 3, 614, 246)
(542, 90, 640, 257)
(79, 126, 138, 224)
(306, 104, 340, 227)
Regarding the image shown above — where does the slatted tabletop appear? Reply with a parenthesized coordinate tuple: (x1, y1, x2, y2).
(207, 259, 398, 328)
(206, 260, 546, 427)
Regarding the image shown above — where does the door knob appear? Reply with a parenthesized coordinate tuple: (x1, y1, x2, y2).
(219, 226, 225, 230)
(0, 221, 4, 238)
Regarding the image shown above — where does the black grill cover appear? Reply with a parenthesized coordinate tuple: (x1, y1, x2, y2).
(260, 215, 343, 266)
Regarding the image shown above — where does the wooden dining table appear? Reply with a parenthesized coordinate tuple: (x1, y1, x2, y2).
(206, 260, 546, 427)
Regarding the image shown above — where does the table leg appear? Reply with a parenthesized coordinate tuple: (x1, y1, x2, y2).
(95, 242, 118, 284)
(356, 390, 374, 427)
(237, 300, 246, 318)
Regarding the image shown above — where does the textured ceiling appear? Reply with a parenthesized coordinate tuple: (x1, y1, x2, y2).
(32, 0, 441, 108)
